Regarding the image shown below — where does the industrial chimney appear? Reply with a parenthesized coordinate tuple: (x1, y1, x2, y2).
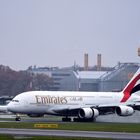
(138, 47, 140, 57)
(97, 54, 102, 71)
(84, 53, 89, 71)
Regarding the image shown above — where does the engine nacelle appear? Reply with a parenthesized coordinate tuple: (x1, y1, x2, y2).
(79, 108, 99, 119)
(116, 106, 134, 116)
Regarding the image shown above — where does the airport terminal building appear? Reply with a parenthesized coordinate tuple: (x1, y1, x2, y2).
(0, 63, 138, 105)
(28, 63, 139, 92)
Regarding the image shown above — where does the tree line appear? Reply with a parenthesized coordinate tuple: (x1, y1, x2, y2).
(0, 65, 53, 96)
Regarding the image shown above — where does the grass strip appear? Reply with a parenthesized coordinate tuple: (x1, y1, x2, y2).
(0, 135, 112, 140)
(0, 122, 140, 133)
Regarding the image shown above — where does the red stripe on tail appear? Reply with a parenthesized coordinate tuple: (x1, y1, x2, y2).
(121, 73, 140, 102)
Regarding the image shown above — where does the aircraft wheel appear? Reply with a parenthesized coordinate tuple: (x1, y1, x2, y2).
(15, 116, 21, 121)
(62, 117, 71, 122)
(73, 117, 95, 122)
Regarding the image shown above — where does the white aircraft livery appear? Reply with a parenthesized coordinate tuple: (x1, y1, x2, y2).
(3, 68, 140, 121)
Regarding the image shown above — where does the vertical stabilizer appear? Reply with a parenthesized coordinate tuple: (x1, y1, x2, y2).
(121, 68, 140, 102)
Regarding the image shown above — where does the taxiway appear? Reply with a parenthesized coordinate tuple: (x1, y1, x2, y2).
(0, 128, 140, 139)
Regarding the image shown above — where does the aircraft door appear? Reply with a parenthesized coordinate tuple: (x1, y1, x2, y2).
(23, 100, 29, 108)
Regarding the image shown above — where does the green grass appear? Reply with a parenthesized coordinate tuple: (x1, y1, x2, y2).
(0, 135, 112, 140)
(0, 135, 15, 140)
(0, 122, 140, 133)
(0, 122, 138, 140)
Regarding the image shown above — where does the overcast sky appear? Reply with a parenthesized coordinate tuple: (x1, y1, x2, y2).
(0, 0, 140, 70)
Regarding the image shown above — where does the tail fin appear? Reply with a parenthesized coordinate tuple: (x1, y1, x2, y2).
(121, 68, 140, 102)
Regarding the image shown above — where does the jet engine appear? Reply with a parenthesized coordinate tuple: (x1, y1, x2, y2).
(78, 108, 99, 119)
(116, 106, 134, 116)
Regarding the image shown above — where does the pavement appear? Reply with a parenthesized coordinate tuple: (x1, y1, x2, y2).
(0, 128, 140, 139)
(0, 113, 140, 139)
(1, 111, 140, 123)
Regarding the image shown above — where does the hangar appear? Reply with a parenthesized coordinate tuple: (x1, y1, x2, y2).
(28, 62, 139, 92)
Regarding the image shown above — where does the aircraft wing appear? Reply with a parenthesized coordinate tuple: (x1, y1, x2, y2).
(51, 104, 115, 116)
(52, 105, 82, 116)
(97, 101, 140, 115)
(52, 101, 140, 116)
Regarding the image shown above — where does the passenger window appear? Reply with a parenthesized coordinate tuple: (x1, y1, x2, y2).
(12, 100, 19, 102)
(15, 100, 19, 102)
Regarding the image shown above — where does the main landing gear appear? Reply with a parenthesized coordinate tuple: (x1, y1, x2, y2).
(73, 117, 95, 122)
(62, 117, 96, 122)
(15, 114, 21, 121)
(62, 117, 71, 122)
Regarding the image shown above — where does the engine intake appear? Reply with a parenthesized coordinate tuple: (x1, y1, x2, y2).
(116, 106, 134, 116)
(79, 108, 99, 119)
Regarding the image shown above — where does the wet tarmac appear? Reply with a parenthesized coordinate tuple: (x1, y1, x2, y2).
(0, 111, 140, 123)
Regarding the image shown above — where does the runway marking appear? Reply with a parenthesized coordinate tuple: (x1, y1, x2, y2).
(34, 123, 58, 129)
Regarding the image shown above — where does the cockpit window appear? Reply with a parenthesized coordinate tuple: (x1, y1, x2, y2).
(12, 100, 19, 102)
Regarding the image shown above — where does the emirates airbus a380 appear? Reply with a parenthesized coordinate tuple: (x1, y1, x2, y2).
(2, 68, 140, 122)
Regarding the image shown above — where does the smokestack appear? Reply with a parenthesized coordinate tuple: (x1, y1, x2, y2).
(84, 53, 89, 71)
(138, 48, 140, 57)
(97, 54, 102, 71)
